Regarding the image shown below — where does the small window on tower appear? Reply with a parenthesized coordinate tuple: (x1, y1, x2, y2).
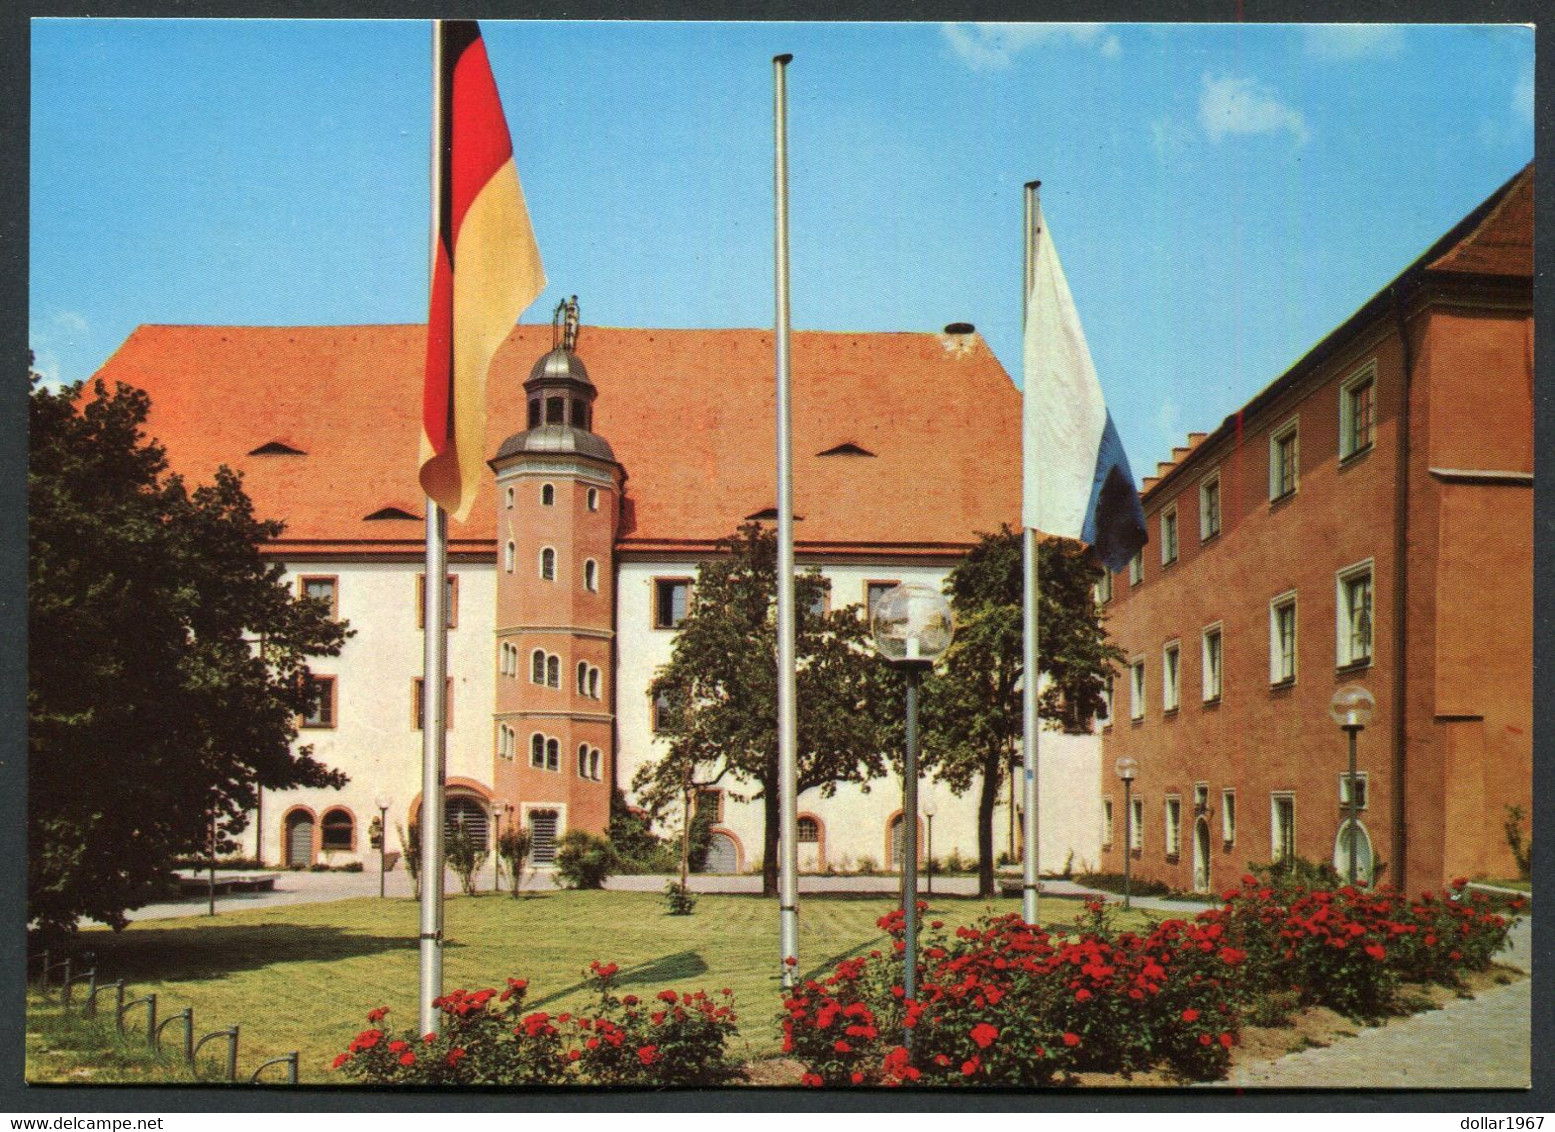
(546, 397, 565, 425)
(587, 487, 599, 511)
(528, 401, 541, 429)
(541, 484, 555, 507)
(572, 399, 588, 427)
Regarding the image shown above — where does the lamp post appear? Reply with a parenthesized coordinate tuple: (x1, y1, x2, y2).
(922, 787, 937, 897)
(1328, 685, 1375, 885)
(375, 796, 390, 899)
(871, 582, 954, 1047)
(1115, 755, 1138, 910)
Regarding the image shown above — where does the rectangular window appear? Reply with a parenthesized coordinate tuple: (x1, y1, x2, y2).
(1339, 771, 1369, 810)
(1340, 365, 1376, 460)
(1271, 793, 1296, 863)
(1128, 551, 1143, 586)
(1100, 676, 1114, 726)
(1161, 505, 1179, 566)
(299, 575, 339, 619)
(865, 581, 900, 621)
(1270, 592, 1297, 685)
(1269, 418, 1299, 501)
(301, 674, 336, 729)
(413, 678, 453, 730)
(1199, 472, 1221, 540)
(1221, 789, 1236, 844)
(651, 690, 676, 734)
(1165, 796, 1182, 858)
(653, 578, 690, 629)
(1201, 625, 1223, 702)
(528, 810, 559, 865)
(416, 574, 458, 629)
(1129, 659, 1146, 721)
(1336, 562, 1374, 668)
(1194, 783, 1209, 812)
(696, 788, 724, 824)
(1101, 798, 1114, 848)
(1129, 797, 1144, 852)
(1095, 569, 1113, 605)
(1162, 642, 1180, 712)
(807, 579, 832, 617)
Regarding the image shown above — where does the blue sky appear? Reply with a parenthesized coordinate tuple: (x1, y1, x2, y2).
(30, 19, 1533, 477)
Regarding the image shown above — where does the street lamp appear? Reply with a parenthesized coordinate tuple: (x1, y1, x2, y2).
(922, 786, 938, 897)
(374, 796, 390, 899)
(1114, 755, 1138, 910)
(1328, 685, 1375, 885)
(871, 582, 954, 1040)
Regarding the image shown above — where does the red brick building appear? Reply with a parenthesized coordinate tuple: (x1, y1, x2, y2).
(1097, 164, 1532, 894)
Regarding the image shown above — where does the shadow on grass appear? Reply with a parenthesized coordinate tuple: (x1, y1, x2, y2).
(524, 950, 710, 1010)
(52, 924, 420, 984)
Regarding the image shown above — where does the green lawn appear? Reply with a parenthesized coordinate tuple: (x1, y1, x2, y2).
(30, 890, 1149, 1085)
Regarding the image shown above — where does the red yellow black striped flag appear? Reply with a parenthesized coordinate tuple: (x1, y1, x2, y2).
(419, 20, 545, 522)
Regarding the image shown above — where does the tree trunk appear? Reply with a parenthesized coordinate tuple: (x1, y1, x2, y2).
(977, 751, 1001, 898)
(762, 784, 781, 898)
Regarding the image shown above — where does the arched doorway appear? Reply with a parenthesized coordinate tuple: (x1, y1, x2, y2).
(702, 831, 739, 873)
(445, 794, 490, 850)
(1192, 817, 1212, 893)
(284, 810, 315, 868)
(1332, 819, 1375, 884)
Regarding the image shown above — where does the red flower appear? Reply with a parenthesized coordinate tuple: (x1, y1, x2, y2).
(1199, 1034, 1212, 1047)
(1365, 943, 1387, 961)
(970, 1023, 999, 1049)
(1219, 1033, 1234, 1049)
(651, 1011, 666, 1025)
(961, 1058, 980, 1076)
(1075, 989, 1092, 1003)
(1181, 1008, 1200, 1023)
(801, 1072, 824, 1087)
(398, 1051, 416, 1066)
(1063, 1032, 1081, 1047)
(447, 1048, 467, 1067)
(637, 1045, 659, 1066)
(657, 989, 679, 1003)
(622, 994, 639, 1006)
(850, 1071, 864, 1085)
(1218, 947, 1246, 965)
(366, 1006, 389, 1023)
(330, 1053, 351, 1070)
(387, 1040, 408, 1053)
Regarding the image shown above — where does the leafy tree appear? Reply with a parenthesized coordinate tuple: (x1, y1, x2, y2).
(28, 372, 351, 933)
(636, 524, 899, 897)
(496, 824, 532, 898)
(921, 527, 1123, 897)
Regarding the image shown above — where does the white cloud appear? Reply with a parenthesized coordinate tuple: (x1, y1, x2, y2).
(1198, 74, 1310, 147)
(1303, 24, 1405, 60)
(942, 23, 1121, 71)
(51, 309, 89, 336)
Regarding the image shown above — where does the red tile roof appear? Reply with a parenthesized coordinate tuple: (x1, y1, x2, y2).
(92, 324, 1020, 558)
(1428, 163, 1533, 277)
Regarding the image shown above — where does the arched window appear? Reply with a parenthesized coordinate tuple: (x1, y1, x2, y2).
(577, 661, 589, 695)
(531, 649, 546, 684)
(545, 737, 560, 771)
(321, 808, 354, 850)
(541, 483, 555, 507)
(540, 547, 556, 581)
(587, 487, 599, 512)
(505, 486, 514, 509)
(546, 654, 560, 688)
(505, 541, 516, 572)
(578, 743, 589, 777)
(797, 816, 820, 844)
(531, 733, 545, 767)
(590, 748, 602, 780)
(588, 667, 601, 699)
(445, 795, 489, 849)
(584, 559, 598, 592)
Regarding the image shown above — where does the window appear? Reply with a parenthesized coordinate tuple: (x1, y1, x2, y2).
(587, 487, 599, 512)
(1199, 472, 1221, 540)
(1100, 676, 1114, 726)
(807, 580, 831, 617)
(1095, 569, 1112, 605)
(1162, 642, 1180, 712)
(528, 809, 559, 865)
(540, 547, 556, 582)
(1269, 418, 1299, 501)
(1270, 592, 1297, 685)
(696, 788, 724, 823)
(1336, 561, 1374, 668)
(1165, 796, 1182, 858)
(413, 678, 453, 730)
(1102, 799, 1114, 848)
(504, 540, 516, 572)
(1201, 625, 1223, 702)
(1339, 771, 1369, 810)
(445, 796, 489, 849)
(1129, 659, 1145, 720)
(797, 816, 820, 843)
(530, 733, 545, 768)
(545, 737, 559, 772)
(654, 578, 690, 629)
(1340, 365, 1376, 460)
(577, 661, 589, 696)
(588, 668, 600, 699)
(578, 743, 590, 778)
(299, 576, 338, 619)
(590, 748, 602, 780)
(1129, 797, 1144, 851)
(652, 690, 675, 733)
(416, 574, 458, 629)
(584, 559, 598, 592)
(546, 654, 560, 689)
(1160, 505, 1179, 566)
(1128, 552, 1143, 586)
(497, 724, 515, 760)
(505, 486, 515, 509)
(500, 641, 519, 677)
(302, 674, 336, 729)
(545, 397, 564, 425)
(571, 399, 589, 429)
(541, 483, 555, 506)
(1194, 783, 1209, 812)
(866, 581, 900, 621)
(1271, 793, 1296, 863)
(1221, 790, 1237, 844)
(320, 808, 354, 850)
(527, 400, 542, 429)
(531, 649, 546, 684)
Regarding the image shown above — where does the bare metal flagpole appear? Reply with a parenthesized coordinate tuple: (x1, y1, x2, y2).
(1021, 180, 1042, 927)
(773, 52, 800, 991)
(420, 17, 450, 1036)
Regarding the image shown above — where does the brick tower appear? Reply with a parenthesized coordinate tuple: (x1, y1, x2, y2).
(489, 298, 621, 865)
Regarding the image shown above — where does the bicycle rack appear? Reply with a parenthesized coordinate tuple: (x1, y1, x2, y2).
(250, 1052, 299, 1086)
(83, 979, 122, 1021)
(154, 1007, 195, 1068)
(61, 967, 97, 1014)
(192, 1025, 239, 1083)
(117, 992, 157, 1046)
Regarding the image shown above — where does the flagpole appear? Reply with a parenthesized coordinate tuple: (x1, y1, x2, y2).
(419, 18, 449, 1037)
(1021, 180, 1042, 927)
(773, 52, 800, 991)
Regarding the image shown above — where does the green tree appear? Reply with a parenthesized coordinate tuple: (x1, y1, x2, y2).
(636, 524, 898, 897)
(28, 372, 351, 933)
(921, 527, 1123, 897)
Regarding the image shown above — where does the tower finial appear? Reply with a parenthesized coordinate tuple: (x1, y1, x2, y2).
(552, 295, 580, 352)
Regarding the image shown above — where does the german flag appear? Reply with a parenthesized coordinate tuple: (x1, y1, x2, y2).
(420, 20, 545, 522)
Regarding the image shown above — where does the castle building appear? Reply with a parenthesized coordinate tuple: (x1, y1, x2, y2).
(93, 313, 1103, 875)
(1097, 164, 1532, 893)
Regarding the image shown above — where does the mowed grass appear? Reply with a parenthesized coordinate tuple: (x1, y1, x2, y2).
(31, 890, 1148, 1084)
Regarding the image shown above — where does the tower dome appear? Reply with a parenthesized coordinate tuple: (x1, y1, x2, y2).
(493, 296, 616, 465)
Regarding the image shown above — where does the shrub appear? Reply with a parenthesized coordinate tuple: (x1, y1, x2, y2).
(555, 830, 614, 890)
(334, 964, 742, 1086)
(496, 826, 531, 899)
(446, 823, 489, 896)
(607, 788, 682, 875)
(398, 822, 422, 899)
(664, 880, 697, 915)
(854, 856, 878, 877)
(1503, 805, 1532, 880)
(1074, 871, 1172, 898)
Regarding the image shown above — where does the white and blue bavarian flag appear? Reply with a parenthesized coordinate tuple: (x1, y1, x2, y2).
(1021, 205, 1148, 572)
